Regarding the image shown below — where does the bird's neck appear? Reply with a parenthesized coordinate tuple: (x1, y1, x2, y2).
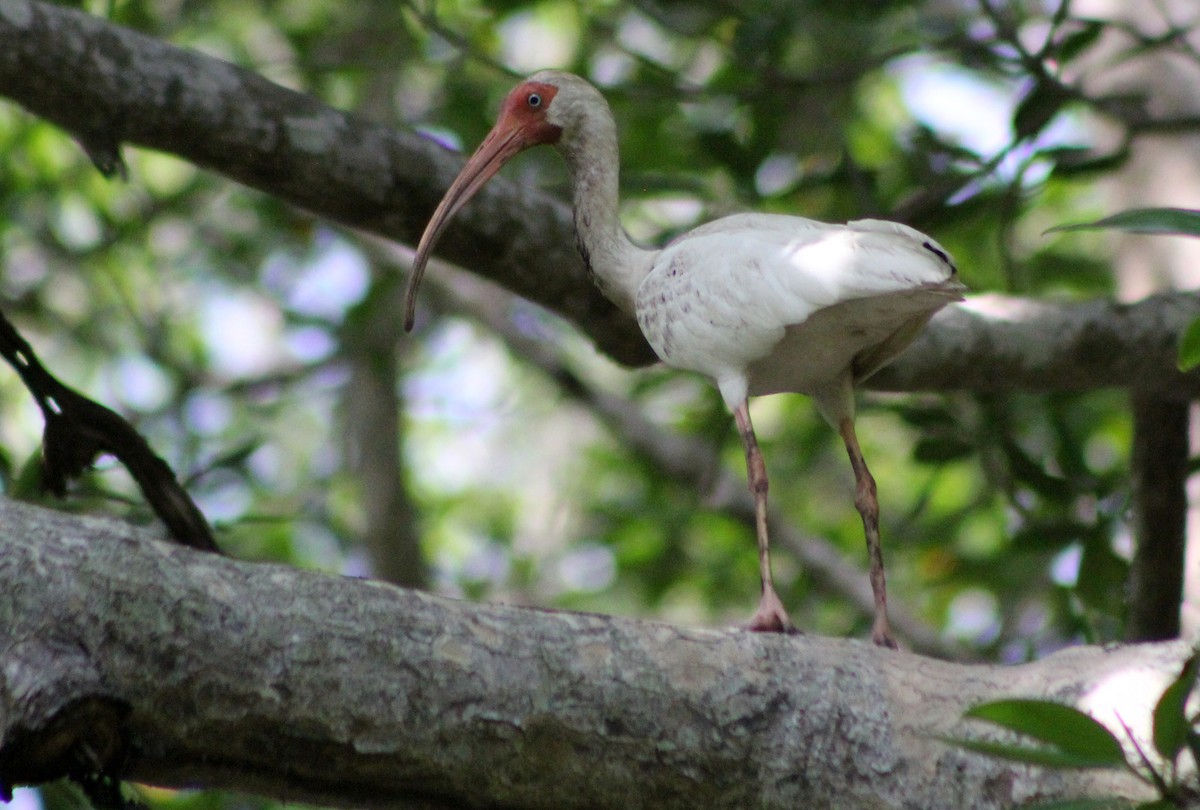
(556, 115, 653, 316)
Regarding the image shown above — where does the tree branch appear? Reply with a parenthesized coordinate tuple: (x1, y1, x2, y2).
(870, 292, 1200, 399)
(3, 2, 1200, 398)
(0, 498, 1171, 808)
(0, 0, 651, 367)
(0, 305, 218, 553)
(1126, 396, 1188, 641)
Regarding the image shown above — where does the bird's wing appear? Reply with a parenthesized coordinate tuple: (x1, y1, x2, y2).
(770, 218, 958, 311)
(636, 216, 963, 400)
(660, 215, 958, 308)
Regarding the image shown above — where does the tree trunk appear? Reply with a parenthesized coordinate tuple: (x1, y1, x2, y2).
(340, 278, 425, 589)
(1076, 0, 1200, 642)
(1127, 395, 1188, 640)
(0, 499, 1165, 808)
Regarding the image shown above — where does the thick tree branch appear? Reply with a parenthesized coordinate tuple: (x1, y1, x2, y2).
(0, 498, 1172, 808)
(3, 1, 1200, 398)
(0, 0, 651, 367)
(870, 291, 1200, 398)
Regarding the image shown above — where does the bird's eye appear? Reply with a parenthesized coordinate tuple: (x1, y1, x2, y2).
(527, 92, 542, 109)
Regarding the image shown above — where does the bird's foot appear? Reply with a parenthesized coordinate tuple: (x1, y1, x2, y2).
(870, 617, 899, 650)
(745, 590, 800, 635)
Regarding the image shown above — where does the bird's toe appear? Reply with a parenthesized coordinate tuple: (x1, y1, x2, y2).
(871, 627, 900, 649)
(745, 590, 798, 634)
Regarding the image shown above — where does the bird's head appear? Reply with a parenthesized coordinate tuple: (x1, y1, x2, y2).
(404, 71, 600, 331)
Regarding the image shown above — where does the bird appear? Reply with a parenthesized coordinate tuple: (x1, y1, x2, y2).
(403, 70, 965, 648)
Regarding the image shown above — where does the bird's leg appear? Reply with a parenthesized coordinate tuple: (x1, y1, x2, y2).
(733, 401, 795, 634)
(838, 417, 898, 649)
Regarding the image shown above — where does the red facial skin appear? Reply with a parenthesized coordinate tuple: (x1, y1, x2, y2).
(404, 82, 562, 330)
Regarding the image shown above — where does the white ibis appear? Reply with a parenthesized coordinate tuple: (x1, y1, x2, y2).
(404, 71, 964, 647)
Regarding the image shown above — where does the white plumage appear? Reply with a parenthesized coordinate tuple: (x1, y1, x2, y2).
(639, 215, 960, 403)
(405, 71, 965, 646)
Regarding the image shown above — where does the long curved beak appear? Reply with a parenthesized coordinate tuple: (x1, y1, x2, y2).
(404, 121, 528, 332)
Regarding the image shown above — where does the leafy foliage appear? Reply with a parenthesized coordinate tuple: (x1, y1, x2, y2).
(950, 651, 1200, 808)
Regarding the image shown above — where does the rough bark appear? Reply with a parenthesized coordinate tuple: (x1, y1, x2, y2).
(3, 1, 1200, 398)
(0, 498, 1171, 809)
(869, 291, 1200, 399)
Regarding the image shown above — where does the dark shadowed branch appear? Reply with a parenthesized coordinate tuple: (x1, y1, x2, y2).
(1125, 396, 1188, 641)
(0, 307, 217, 552)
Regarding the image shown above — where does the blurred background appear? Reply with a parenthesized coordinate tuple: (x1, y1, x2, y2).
(4, 12, 1200, 802)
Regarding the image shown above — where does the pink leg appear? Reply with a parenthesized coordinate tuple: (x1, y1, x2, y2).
(733, 401, 795, 634)
(839, 417, 897, 649)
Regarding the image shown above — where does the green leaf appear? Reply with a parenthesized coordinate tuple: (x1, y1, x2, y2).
(912, 436, 975, 464)
(200, 437, 265, 476)
(947, 737, 1123, 770)
(1014, 80, 1071, 140)
(1048, 207, 1200, 237)
(1153, 652, 1200, 761)
(1177, 318, 1200, 372)
(891, 403, 957, 430)
(1010, 518, 1091, 552)
(1002, 439, 1072, 501)
(1054, 21, 1105, 64)
(1048, 146, 1130, 179)
(966, 699, 1128, 768)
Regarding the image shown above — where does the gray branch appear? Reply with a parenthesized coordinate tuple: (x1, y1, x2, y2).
(872, 292, 1200, 400)
(0, 0, 650, 366)
(0, 499, 1167, 808)
(3, 1, 1200, 397)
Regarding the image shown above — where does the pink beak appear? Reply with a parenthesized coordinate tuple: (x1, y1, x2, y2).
(403, 120, 531, 332)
